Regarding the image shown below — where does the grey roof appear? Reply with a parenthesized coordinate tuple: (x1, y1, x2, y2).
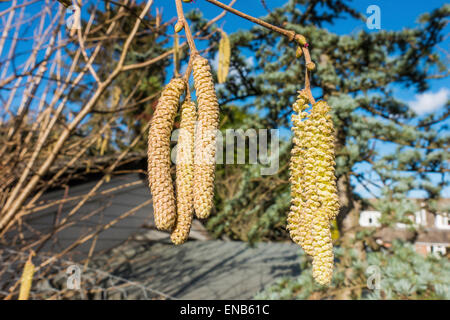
(10, 173, 206, 261)
(4, 171, 302, 300)
(90, 237, 302, 300)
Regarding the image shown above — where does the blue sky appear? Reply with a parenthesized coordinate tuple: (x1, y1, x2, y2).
(1, 0, 448, 199)
(161, 0, 449, 199)
(159, 0, 449, 120)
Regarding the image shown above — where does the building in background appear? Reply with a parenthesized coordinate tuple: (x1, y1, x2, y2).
(359, 199, 450, 257)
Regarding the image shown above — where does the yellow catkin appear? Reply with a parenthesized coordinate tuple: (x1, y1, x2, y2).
(192, 56, 220, 219)
(171, 100, 196, 245)
(311, 101, 339, 221)
(218, 31, 230, 84)
(18, 256, 35, 300)
(148, 78, 186, 230)
(288, 93, 315, 256)
(288, 92, 339, 286)
(310, 100, 339, 286)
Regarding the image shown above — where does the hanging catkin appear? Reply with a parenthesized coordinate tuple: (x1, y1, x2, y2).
(18, 255, 35, 300)
(288, 92, 315, 256)
(218, 31, 230, 84)
(309, 100, 338, 285)
(171, 100, 196, 245)
(148, 78, 185, 230)
(192, 56, 220, 219)
(288, 91, 339, 286)
(310, 101, 339, 222)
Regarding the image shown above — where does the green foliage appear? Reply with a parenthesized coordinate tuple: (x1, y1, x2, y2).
(257, 241, 450, 300)
(190, 0, 450, 299)
(203, 0, 449, 234)
(87, 0, 448, 299)
(208, 108, 292, 243)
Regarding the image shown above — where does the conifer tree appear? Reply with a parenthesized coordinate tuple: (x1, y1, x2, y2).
(189, 0, 449, 298)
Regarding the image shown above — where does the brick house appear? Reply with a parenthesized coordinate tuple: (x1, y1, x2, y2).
(358, 199, 450, 257)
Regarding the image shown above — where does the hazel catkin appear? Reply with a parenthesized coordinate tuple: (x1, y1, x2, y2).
(192, 56, 220, 219)
(171, 100, 196, 245)
(310, 101, 339, 222)
(18, 256, 35, 300)
(148, 78, 185, 230)
(288, 93, 315, 256)
(288, 91, 339, 286)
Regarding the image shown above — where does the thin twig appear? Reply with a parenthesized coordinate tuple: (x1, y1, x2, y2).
(206, 0, 298, 40)
(175, 0, 198, 56)
(205, 0, 314, 98)
(122, 0, 236, 72)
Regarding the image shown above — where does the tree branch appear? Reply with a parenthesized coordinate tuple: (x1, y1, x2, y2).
(205, 0, 315, 98)
(175, 0, 198, 56)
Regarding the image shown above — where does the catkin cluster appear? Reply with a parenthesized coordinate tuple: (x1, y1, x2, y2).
(148, 78, 186, 230)
(147, 56, 219, 244)
(192, 56, 220, 219)
(288, 91, 339, 286)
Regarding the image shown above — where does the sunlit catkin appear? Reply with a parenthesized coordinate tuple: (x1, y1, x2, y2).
(192, 56, 219, 219)
(171, 100, 196, 245)
(148, 78, 185, 230)
(310, 100, 339, 221)
(288, 91, 339, 286)
(18, 256, 35, 300)
(288, 92, 315, 256)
